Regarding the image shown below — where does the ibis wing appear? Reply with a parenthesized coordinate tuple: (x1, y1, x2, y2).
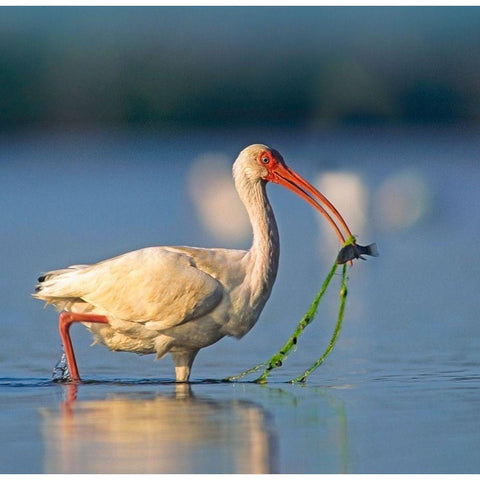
(39, 247, 224, 330)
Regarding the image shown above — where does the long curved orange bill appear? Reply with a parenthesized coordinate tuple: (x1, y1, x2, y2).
(269, 162, 353, 245)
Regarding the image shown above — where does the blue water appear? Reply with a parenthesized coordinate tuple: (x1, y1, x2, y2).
(1, 127, 479, 473)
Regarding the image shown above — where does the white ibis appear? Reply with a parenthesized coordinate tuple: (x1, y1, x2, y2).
(34, 144, 353, 382)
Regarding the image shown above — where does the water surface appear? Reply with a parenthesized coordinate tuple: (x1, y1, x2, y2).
(1, 127, 479, 473)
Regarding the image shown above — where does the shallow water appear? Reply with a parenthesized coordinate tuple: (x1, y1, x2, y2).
(1, 127, 480, 473)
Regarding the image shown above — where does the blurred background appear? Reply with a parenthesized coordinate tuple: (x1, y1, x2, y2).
(1, 6, 480, 474)
(2, 7, 480, 130)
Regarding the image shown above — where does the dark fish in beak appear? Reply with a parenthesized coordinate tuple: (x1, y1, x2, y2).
(336, 242, 379, 264)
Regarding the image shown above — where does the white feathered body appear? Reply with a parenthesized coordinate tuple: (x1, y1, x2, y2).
(34, 243, 276, 359)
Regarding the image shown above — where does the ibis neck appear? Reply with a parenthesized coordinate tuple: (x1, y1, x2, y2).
(240, 179, 280, 302)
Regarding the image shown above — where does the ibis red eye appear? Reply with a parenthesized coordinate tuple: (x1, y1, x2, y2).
(262, 156, 270, 164)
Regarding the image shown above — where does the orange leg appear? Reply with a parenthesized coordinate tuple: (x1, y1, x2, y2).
(58, 312, 109, 382)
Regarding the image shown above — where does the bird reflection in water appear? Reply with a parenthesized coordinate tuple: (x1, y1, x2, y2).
(40, 383, 278, 474)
